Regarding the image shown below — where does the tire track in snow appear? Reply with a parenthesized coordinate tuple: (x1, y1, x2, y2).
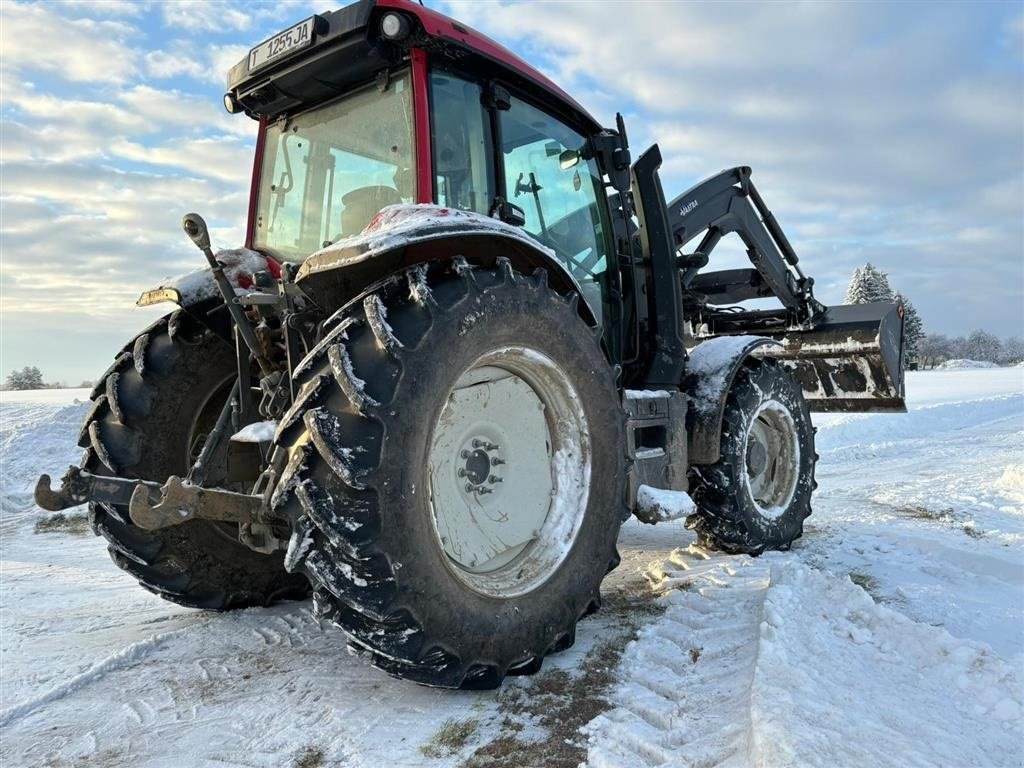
(584, 547, 770, 768)
(0, 623, 202, 729)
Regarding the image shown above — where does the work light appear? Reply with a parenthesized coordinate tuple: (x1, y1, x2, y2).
(381, 12, 410, 41)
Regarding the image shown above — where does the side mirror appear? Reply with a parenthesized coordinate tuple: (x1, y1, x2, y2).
(559, 149, 581, 170)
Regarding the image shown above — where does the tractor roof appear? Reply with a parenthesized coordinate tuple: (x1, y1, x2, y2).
(226, 0, 600, 132)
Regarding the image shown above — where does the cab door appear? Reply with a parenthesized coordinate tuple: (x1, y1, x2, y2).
(495, 95, 617, 340)
(428, 69, 618, 354)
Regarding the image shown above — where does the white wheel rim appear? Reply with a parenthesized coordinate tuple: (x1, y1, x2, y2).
(427, 346, 590, 598)
(742, 399, 800, 519)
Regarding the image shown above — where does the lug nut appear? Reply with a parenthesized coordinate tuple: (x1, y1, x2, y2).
(491, 457, 506, 466)
(458, 468, 468, 477)
(477, 486, 493, 494)
(460, 450, 470, 459)
(465, 483, 475, 492)
(488, 475, 503, 484)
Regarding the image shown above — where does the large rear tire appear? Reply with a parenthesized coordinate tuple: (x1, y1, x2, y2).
(686, 359, 816, 555)
(82, 310, 310, 609)
(274, 259, 628, 688)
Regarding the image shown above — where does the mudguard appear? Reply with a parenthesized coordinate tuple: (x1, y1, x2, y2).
(683, 335, 781, 465)
(294, 204, 598, 325)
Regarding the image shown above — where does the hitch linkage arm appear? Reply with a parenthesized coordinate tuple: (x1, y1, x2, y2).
(35, 466, 270, 531)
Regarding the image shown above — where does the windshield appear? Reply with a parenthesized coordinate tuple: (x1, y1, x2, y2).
(253, 71, 416, 261)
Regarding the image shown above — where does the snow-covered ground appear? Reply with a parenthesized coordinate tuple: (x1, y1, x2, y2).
(2, 370, 1022, 767)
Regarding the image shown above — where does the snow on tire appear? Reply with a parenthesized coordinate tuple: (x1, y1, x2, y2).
(82, 309, 310, 609)
(274, 258, 629, 689)
(687, 359, 816, 555)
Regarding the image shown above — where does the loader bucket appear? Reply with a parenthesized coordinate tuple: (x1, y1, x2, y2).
(760, 302, 906, 413)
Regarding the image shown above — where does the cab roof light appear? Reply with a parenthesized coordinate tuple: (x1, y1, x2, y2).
(380, 12, 411, 41)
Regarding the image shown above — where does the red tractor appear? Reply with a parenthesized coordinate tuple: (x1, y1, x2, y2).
(37, 0, 904, 688)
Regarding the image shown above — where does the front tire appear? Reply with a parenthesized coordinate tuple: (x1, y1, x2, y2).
(274, 259, 628, 688)
(687, 359, 816, 555)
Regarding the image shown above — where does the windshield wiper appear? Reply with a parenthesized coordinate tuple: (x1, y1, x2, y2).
(268, 132, 295, 234)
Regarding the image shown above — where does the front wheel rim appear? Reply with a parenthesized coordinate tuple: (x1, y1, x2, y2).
(743, 399, 800, 519)
(428, 346, 591, 598)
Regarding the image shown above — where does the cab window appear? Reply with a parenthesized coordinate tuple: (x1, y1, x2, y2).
(430, 72, 494, 215)
(498, 97, 614, 330)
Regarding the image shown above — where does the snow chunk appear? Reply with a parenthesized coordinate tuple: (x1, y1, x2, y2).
(624, 389, 671, 400)
(636, 484, 695, 523)
(231, 420, 277, 443)
(994, 464, 1024, 501)
(938, 359, 1000, 370)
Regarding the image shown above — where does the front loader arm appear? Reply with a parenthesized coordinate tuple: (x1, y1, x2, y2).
(627, 146, 905, 411)
(666, 166, 824, 323)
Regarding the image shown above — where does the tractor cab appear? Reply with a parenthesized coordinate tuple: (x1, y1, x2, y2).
(227, 0, 617, 330)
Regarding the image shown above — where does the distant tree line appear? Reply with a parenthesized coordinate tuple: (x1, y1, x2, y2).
(916, 331, 1024, 369)
(843, 263, 1020, 369)
(3, 366, 93, 390)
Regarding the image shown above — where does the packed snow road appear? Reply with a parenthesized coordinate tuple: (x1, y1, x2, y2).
(1, 370, 1021, 767)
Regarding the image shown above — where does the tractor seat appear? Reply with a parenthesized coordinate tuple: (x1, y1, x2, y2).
(340, 185, 404, 235)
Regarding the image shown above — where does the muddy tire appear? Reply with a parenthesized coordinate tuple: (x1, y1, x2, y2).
(82, 309, 310, 609)
(686, 359, 816, 555)
(274, 259, 628, 688)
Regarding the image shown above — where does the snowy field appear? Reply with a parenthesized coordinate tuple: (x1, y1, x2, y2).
(1, 370, 1022, 767)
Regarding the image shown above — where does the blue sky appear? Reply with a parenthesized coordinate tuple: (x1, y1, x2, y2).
(1, 0, 1022, 383)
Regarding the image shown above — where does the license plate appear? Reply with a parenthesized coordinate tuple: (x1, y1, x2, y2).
(248, 17, 315, 73)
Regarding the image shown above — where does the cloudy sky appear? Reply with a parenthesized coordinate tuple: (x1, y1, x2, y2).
(1, 0, 1021, 384)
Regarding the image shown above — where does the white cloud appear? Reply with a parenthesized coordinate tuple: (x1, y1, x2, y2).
(208, 44, 250, 86)
(109, 136, 254, 185)
(144, 42, 250, 89)
(61, 0, 147, 16)
(160, 1, 252, 33)
(0, 2, 139, 84)
(145, 48, 209, 80)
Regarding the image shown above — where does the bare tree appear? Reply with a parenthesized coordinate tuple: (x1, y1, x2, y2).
(917, 333, 953, 369)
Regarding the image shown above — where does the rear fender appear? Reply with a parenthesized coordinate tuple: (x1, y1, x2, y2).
(684, 335, 781, 465)
(294, 204, 598, 327)
(136, 248, 281, 341)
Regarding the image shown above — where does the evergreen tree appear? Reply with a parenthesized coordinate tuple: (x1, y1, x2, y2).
(843, 266, 864, 304)
(5, 366, 44, 390)
(844, 262, 893, 304)
(893, 291, 923, 365)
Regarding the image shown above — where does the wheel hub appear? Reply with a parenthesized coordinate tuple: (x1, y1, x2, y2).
(743, 399, 800, 518)
(428, 349, 590, 597)
(459, 441, 503, 492)
(746, 439, 768, 476)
